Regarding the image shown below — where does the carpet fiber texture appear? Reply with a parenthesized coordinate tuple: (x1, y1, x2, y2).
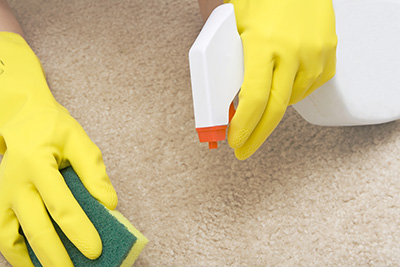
(1, 0, 400, 266)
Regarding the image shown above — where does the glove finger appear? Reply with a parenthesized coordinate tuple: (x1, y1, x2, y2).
(0, 208, 33, 267)
(35, 164, 102, 260)
(228, 39, 275, 149)
(0, 153, 33, 267)
(289, 40, 337, 105)
(65, 125, 118, 210)
(302, 46, 337, 99)
(13, 187, 73, 267)
(234, 59, 296, 160)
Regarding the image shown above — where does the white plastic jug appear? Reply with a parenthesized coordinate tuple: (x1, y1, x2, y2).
(293, 0, 400, 126)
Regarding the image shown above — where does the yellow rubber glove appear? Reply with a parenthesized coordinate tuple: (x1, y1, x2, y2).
(0, 32, 118, 266)
(225, 0, 337, 159)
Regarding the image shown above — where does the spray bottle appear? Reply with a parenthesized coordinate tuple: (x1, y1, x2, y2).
(189, 1, 400, 148)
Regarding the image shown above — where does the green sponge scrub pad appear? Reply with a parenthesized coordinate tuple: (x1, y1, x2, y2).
(24, 166, 148, 267)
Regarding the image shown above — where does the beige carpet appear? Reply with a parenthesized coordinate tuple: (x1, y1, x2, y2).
(1, 0, 400, 266)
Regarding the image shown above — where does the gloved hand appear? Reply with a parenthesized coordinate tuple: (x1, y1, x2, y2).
(0, 32, 118, 266)
(225, 0, 337, 159)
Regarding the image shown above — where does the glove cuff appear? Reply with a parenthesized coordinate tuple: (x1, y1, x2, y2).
(0, 32, 57, 128)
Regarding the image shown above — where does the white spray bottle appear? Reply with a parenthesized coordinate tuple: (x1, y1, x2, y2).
(189, 4, 242, 149)
(189, 1, 400, 148)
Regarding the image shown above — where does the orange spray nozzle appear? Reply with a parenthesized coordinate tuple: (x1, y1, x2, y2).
(195, 102, 236, 149)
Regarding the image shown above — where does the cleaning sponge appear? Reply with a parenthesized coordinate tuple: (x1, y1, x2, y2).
(24, 166, 148, 266)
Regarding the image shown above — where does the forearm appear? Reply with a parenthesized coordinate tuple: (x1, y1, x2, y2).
(0, 0, 24, 37)
(197, 0, 223, 21)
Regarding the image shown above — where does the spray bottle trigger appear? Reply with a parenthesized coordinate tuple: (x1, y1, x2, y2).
(229, 102, 236, 123)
